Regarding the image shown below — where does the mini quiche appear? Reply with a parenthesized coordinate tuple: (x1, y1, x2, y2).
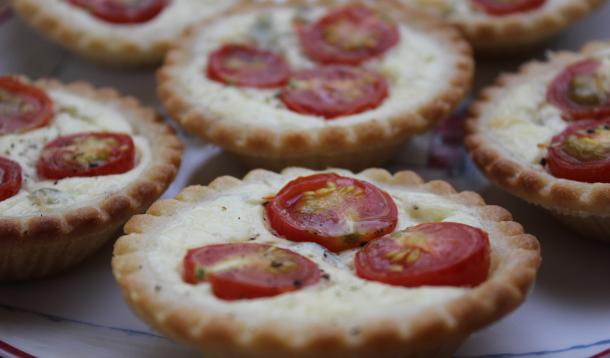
(158, 0, 473, 171)
(399, 0, 606, 52)
(10, 0, 237, 66)
(112, 168, 540, 357)
(466, 41, 610, 241)
(0, 76, 182, 281)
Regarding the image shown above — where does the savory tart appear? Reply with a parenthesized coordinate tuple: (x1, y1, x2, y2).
(466, 41, 610, 241)
(158, 0, 473, 170)
(398, 0, 606, 52)
(113, 168, 540, 357)
(0, 76, 182, 281)
(10, 0, 237, 66)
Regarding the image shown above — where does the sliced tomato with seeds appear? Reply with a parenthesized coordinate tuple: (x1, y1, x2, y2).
(279, 65, 388, 119)
(68, 0, 168, 24)
(183, 243, 320, 300)
(546, 119, 610, 183)
(298, 4, 399, 65)
(37, 132, 135, 180)
(355, 222, 490, 287)
(471, 0, 546, 16)
(547, 59, 610, 120)
(266, 173, 398, 252)
(207, 44, 290, 88)
(0, 76, 53, 135)
(0, 157, 22, 202)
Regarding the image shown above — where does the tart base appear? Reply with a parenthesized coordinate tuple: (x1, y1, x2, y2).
(0, 225, 121, 281)
(454, 0, 606, 53)
(231, 140, 405, 171)
(0, 79, 182, 282)
(158, 0, 473, 172)
(466, 41, 610, 243)
(551, 211, 610, 243)
(113, 168, 540, 358)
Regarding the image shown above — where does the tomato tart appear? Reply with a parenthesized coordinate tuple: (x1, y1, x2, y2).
(158, 0, 473, 170)
(113, 168, 540, 357)
(0, 76, 182, 281)
(10, 0, 237, 66)
(466, 41, 610, 241)
(399, 0, 605, 52)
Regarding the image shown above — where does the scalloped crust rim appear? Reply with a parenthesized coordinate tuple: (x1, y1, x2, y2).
(157, 0, 474, 170)
(0, 79, 183, 281)
(112, 167, 540, 358)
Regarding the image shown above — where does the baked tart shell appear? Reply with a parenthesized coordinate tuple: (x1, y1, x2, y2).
(0, 80, 182, 281)
(112, 168, 540, 357)
(466, 41, 610, 242)
(157, 0, 474, 171)
(448, 0, 606, 53)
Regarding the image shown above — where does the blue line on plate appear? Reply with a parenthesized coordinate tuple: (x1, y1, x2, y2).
(457, 339, 610, 358)
(2, 303, 609, 357)
(0, 304, 166, 340)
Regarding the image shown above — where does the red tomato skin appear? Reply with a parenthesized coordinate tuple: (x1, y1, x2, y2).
(355, 222, 490, 288)
(546, 59, 610, 120)
(279, 65, 389, 119)
(298, 4, 399, 65)
(471, 0, 546, 16)
(0, 76, 53, 135)
(547, 119, 610, 183)
(68, 0, 168, 24)
(207, 44, 290, 88)
(37, 132, 135, 180)
(266, 173, 398, 252)
(0, 157, 22, 202)
(183, 243, 321, 301)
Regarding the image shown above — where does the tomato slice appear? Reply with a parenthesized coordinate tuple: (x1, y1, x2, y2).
(183, 243, 321, 300)
(547, 59, 610, 120)
(546, 119, 610, 183)
(298, 4, 399, 65)
(207, 44, 290, 88)
(37, 132, 135, 180)
(266, 173, 398, 252)
(471, 0, 546, 16)
(279, 65, 389, 119)
(0, 157, 22, 202)
(355, 222, 490, 287)
(68, 0, 168, 24)
(0, 76, 53, 135)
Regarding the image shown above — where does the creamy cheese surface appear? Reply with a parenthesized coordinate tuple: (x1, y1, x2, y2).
(176, 6, 454, 130)
(41, 0, 235, 48)
(482, 50, 610, 168)
(403, 0, 574, 19)
(0, 88, 151, 216)
(145, 171, 500, 329)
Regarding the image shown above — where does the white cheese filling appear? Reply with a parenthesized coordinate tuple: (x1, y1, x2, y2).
(39, 0, 235, 49)
(176, 6, 453, 130)
(483, 50, 610, 167)
(402, 0, 574, 19)
(0, 89, 151, 216)
(146, 171, 500, 330)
